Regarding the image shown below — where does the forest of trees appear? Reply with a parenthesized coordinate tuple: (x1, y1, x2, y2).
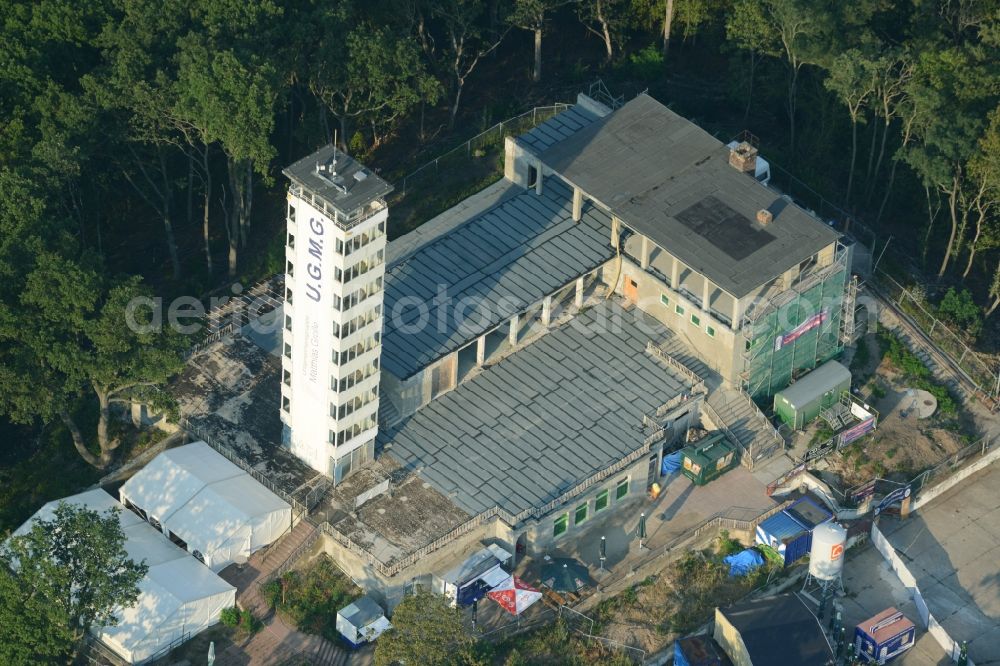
(0, 0, 998, 477)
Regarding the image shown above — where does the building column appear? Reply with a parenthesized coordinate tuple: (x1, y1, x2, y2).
(575, 276, 585, 307)
(541, 295, 553, 326)
(476, 335, 486, 366)
(640, 236, 650, 270)
(702, 279, 711, 312)
(509, 314, 520, 345)
(732, 298, 741, 330)
(535, 163, 544, 195)
(611, 216, 620, 247)
(572, 187, 583, 222)
(671, 257, 680, 289)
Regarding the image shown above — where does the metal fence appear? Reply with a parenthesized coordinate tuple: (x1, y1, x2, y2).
(392, 104, 571, 196)
(909, 434, 994, 500)
(874, 270, 999, 404)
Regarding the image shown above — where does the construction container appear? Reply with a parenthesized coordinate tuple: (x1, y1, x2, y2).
(773, 360, 852, 429)
(755, 497, 831, 566)
(854, 607, 915, 664)
(679, 433, 738, 486)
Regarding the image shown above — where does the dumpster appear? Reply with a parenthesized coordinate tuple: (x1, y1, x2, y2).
(680, 433, 738, 486)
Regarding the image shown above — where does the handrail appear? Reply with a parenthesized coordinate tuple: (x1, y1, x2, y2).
(644, 341, 707, 395)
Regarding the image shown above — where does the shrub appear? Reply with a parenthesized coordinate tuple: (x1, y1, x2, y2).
(627, 45, 665, 80)
(220, 606, 241, 628)
(271, 557, 360, 641)
(937, 288, 982, 336)
(879, 332, 930, 379)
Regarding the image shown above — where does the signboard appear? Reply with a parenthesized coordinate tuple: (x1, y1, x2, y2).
(288, 199, 337, 472)
(838, 416, 877, 446)
(850, 479, 877, 503)
(877, 486, 911, 512)
(774, 309, 829, 351)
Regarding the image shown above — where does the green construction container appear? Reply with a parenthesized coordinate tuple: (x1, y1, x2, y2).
(680, 432, 738, 485)
(773, 360, 851, 430)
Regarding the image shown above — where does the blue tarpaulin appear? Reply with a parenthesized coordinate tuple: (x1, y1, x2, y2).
(724, 548, 765, 577)
(661, 451, 682, 475)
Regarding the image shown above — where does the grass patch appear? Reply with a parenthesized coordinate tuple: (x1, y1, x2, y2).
(261, 556, 361, 642)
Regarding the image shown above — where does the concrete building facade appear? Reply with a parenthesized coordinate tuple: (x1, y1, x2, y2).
(275, 93, 854, 606)
(281, 146, 392, 481)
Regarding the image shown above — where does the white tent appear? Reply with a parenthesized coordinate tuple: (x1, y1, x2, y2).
(120, 441, 292, 572)
(14, 489, 235, 664)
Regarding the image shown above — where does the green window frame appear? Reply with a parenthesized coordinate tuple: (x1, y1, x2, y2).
(706, 325, 716, 338)
(574, 502, 588, 525)
(615, 477, 629, 501)
(660, 293, 669, 306)
(595, 490, 610, 512)
(675, 304, 685, 316)
(690, 313, 701, 326)
(553, 513, 569, 537)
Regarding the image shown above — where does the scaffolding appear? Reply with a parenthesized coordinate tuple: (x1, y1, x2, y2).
(741, 244, 851, 400)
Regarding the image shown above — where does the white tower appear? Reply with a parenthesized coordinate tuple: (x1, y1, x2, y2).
(280, 145, 391, 483)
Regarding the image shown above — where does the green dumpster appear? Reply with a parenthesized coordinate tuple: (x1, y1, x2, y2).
(680, 432, 738, 485)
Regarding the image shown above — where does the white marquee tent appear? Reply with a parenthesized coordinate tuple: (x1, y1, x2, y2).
(14, 489, 235, 664)
(119, 441, 292, 571)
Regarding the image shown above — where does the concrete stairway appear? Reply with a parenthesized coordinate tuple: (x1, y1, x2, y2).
(706, 388, 782, 466)
(887, 326, 968, 400)
(221, 520, 320, 618)
(654, 331, 714, 384)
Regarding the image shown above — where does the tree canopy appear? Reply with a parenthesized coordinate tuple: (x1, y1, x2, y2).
(0, 501, 147, 662)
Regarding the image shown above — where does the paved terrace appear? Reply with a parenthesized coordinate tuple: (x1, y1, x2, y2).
(880, 463, 1000, 664)
(379, 300, 698, 517)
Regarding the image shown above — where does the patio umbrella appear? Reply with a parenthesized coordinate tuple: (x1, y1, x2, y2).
(487, 575, 542, 615)
(637, 512, 647, 549)
(540, 558, 591, 593)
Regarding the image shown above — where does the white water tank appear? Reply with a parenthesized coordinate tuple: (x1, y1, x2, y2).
(808, 521, 848, 581)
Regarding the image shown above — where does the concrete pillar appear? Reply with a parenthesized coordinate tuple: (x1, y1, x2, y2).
(541, 295, 553, 326)
(575, 277, 585, 307)
(476, 335, 486, 366)
(900, 494, 912, 519)
(572, 187, 583, 222)
(641, 236, 650, 270)
(702, 278, 711, 312)
(732, 298, 741, 330)
(671, 257, 680, 289)
(782, 266, 798, 288)
(509, 314, 519, 345)
(450, 353, 459, 388)
(535, 163, 544, 195)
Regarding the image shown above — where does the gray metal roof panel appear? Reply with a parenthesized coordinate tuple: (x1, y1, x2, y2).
(382, 179, 615, 379)
(380, 301, 694, 516)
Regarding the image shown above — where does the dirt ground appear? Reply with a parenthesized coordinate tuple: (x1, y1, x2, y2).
(596, 541, 767, 656)
(823, 339, 969, 487)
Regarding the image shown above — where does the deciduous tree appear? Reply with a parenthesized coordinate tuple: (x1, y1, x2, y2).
(374, 590, 472, 666)
(0, 501, 147, 660)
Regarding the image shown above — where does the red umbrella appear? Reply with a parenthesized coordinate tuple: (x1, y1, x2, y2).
(487, 575, 542, 616)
